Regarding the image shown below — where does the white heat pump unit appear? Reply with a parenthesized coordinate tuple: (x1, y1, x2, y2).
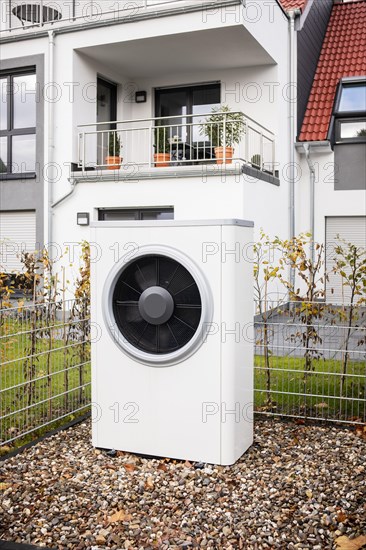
(91, 219, 254, 465)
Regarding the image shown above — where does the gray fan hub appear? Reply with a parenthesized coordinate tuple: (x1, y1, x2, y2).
(138, 286, 174, 325)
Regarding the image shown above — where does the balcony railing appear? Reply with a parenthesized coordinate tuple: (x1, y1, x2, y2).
(1, 0, 239, 36)
(77, 112, 276, 175)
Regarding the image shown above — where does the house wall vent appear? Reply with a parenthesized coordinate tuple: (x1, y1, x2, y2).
(12, 1, 62, 24)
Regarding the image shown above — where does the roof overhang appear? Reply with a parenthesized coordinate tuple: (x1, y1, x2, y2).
(296, 141, 333, 154)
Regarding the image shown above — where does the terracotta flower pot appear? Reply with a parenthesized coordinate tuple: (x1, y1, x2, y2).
(215, 146, 234, 165)
(154, 153, 171, 167)
(105, 156, 122, 170)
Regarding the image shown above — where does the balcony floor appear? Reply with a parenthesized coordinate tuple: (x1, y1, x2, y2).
(71, 162, 280, 186)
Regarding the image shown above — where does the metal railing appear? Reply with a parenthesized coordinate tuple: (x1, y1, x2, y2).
(2, 298, 364, 450)
(77, 112, 276, 174)
(254, 301, 366, 425)
(1, 0, 239, 35)
(0, 300, 90, 447)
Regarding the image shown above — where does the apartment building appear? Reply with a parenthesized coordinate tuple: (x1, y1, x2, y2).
(1, 0, 357, 290)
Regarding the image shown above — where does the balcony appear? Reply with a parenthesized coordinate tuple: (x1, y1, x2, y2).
(76, 112, 276, 179)
(0, 0, 240, 38)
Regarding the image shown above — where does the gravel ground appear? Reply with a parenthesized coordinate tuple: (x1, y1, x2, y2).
(0, 419, 365, 549)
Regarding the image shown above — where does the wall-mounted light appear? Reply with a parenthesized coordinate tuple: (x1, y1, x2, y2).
(77, 212, 90, 226)
(135, 91, 147, 103)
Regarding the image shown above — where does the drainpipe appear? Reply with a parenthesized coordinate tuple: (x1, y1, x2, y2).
(52, 178, 77, 208)
(47, 30, 56, 250)
(303, 143, 316, 264)
(288, 9, 301, 288)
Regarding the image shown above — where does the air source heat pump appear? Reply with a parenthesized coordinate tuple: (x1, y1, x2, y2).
(91, 220, 254, 465)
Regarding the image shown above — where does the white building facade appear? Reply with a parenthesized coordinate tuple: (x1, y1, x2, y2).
(0, 0, 292, 279)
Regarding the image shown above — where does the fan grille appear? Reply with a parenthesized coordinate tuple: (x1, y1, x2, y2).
(112, 255, 202, 354)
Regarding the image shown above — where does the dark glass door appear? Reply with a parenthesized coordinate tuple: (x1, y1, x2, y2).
(97, 78, 117, 165)
(155, 83, 220, 161)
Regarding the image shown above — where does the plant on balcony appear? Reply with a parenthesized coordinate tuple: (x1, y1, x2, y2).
(200, 105, 245, 165)
(153, 125, 171, 167)
(106, 131, 122, 170)
(251, 154, 262, 169)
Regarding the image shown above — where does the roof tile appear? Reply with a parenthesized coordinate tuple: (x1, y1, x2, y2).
(279, 0, 308, 12)
(299, 0, 366, 141)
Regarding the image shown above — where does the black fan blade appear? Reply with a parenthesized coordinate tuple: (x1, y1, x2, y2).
(134, 257, 159, 290)
(159, 257, 180, 289)
(158, 323, 180, 353)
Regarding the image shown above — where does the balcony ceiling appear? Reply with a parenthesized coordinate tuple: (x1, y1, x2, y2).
(76, 26, 275, 78)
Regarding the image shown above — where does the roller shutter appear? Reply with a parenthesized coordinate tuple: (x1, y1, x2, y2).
(0, 211, 36, 272)
(326, 216, 366, 303)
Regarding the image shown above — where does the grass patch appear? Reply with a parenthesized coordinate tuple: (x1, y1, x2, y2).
(254, 355, 365, 421)
(1, 316, 90, 447)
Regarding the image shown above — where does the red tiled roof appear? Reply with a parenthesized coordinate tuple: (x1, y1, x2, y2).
(299, 0, 366, 142)
(279, 0, 308, 12)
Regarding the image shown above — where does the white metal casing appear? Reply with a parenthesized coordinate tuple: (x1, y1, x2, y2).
(91, 220, 253, 465)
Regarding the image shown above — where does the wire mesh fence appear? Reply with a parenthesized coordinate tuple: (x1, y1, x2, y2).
(1, 299, 365, 449)
(254, 301, 366, 424)
(0, 300, 91, 448)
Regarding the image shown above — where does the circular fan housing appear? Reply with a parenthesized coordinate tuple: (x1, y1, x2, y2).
(103, 246, 213, 366)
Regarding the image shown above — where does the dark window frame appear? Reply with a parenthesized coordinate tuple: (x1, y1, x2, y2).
(0, 66, 37, 180)
(331, 79, 366, 145)
(336, 82, 366, 114)
(98, 207, 174, 221)
(155, 82, 221, 119)
(335, 116, 366, 144)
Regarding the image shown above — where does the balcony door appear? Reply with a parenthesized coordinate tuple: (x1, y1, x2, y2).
(97, 77, 117, 166)
(155, 83, 220, 156)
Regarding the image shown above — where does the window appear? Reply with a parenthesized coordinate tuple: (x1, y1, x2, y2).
(334, 80, 366, 143)
(338, 84, 366, 113)
(338, 119, 366, 139)
(155, 83, 220, 143)
(98, 208, 174, 221)
(0, 69, 37, 177)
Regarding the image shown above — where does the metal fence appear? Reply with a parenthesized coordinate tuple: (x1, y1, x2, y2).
(0, 300, 90, 448)
(1, 299, 365, 449)
(254, 301, 366, 425)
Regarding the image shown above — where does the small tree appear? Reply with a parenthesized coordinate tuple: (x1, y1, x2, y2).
(68, 241, 91, 406)
(333, 237, 366, 393)
(277, 233, 329, 381)
(253, 231, 284, 407)
(200, 104, 245, 148)
(20, 251, 42, 409)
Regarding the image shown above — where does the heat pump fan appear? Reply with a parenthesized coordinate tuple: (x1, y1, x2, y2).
(103, 245, 212, 366)
(112, 254, 202, 355)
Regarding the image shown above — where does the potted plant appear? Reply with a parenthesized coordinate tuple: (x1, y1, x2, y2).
(251, 154, 262, 169)
(200, 105, 245, 165)
(105, 131, 122, 170)
(154, 126, 171, 167)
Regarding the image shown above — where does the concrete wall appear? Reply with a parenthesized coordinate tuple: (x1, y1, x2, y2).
(334, 144, 366, 191)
